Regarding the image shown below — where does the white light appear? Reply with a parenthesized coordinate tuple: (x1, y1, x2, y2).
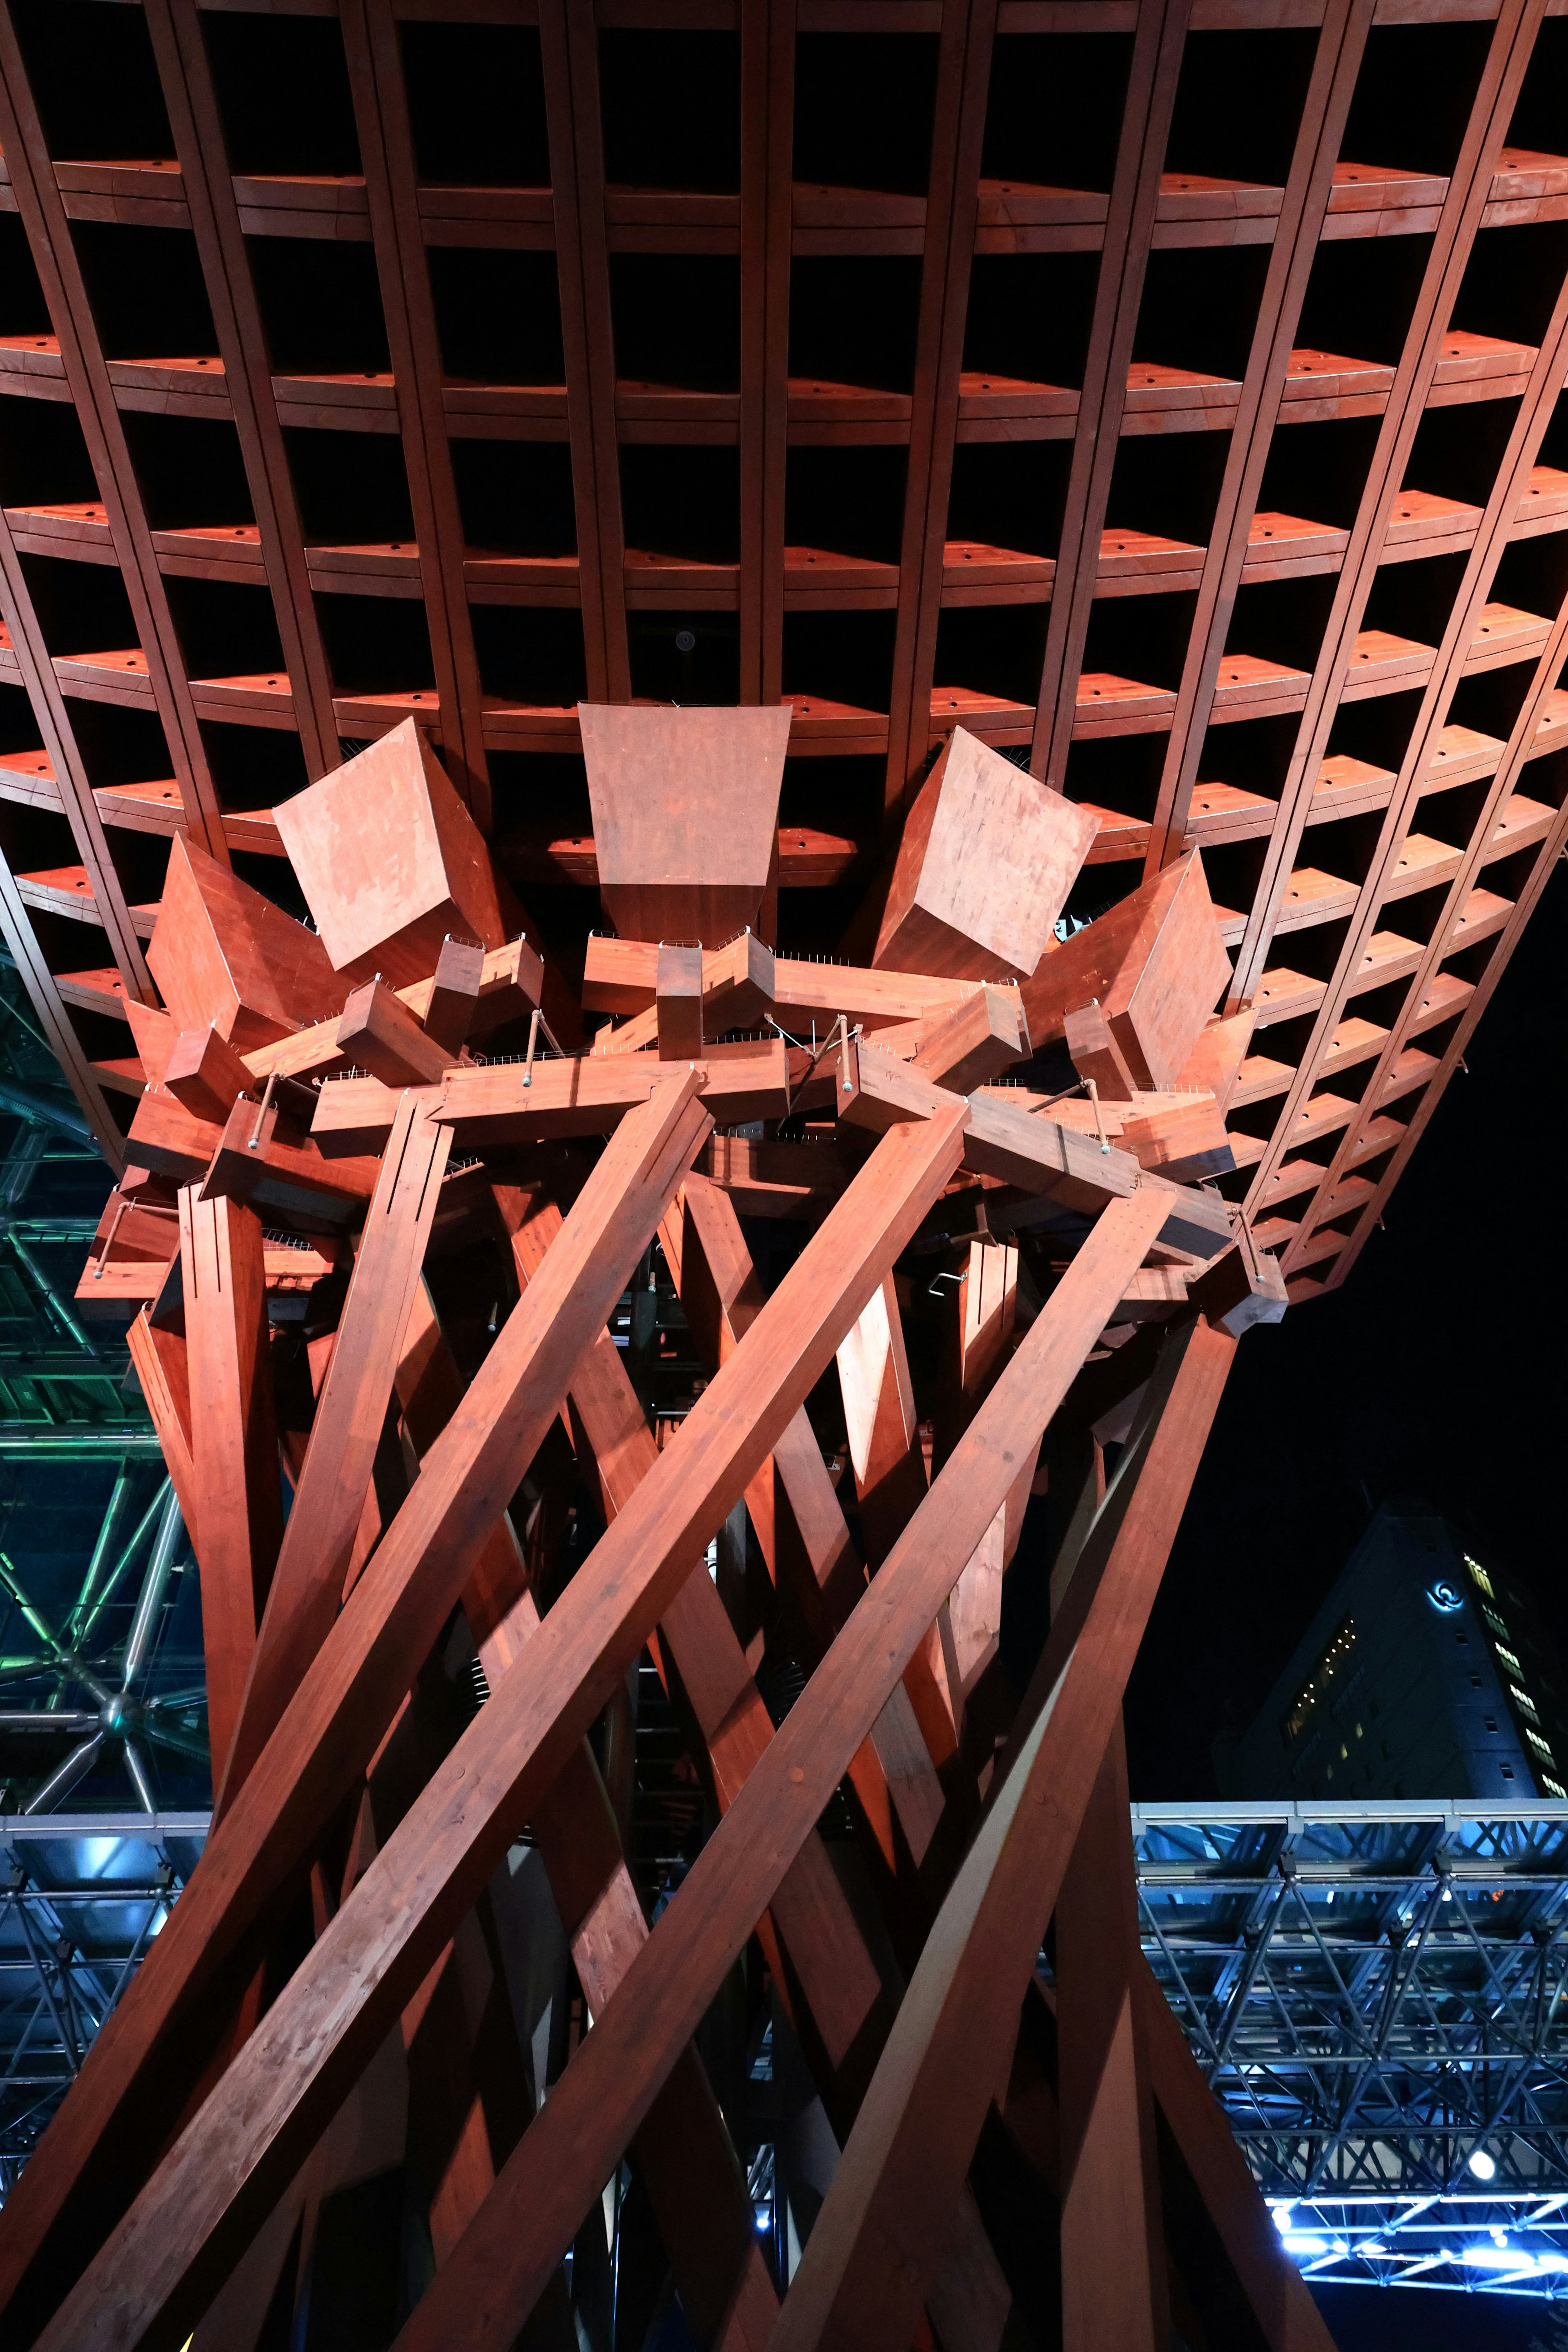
(1362, 2243, 1383, 2259)
(1492, 2229, 1508, 2246)
(1465, 2246, 1530, 2269)
(1440, 2250, 1454, 2263)
(1283, 2235, 1326, 2257)
(1272, 2205, 1294, 2232)
(1468, 2147, 1498, 2180)
(1539, 2256, 1568, 2273)
(1332, 2240, 1348, 2256)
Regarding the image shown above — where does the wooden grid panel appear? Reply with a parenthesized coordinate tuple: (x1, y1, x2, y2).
(0, 0, 1561, 1270)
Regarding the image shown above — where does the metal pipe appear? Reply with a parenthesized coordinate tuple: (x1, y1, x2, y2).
(68, 1461, 132, 1643)
(0, 1078, 91, 1140)
(76, 1480, 172, 1654)
(7, 1231, 96, 1358)
(23, 1733, 107, 1817)
(120, 1489, 184, 1691)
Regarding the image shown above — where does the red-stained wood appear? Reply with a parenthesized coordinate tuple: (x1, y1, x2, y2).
(274, 722, 512, 984)
(143, 0, 341, 782)
(873, 728, 1097, 981)
(0, 1076, 713, 2350)
(0, 509, 151, 997)
(362, 1187, 1167, 2352)
(125, 1310, 199, 1547)
(881, 0, 998, 813)
(339, 0, 493, 820)
(1143, 0, 1374, 874)
(30, 1110, 964, 2352)
(1228, 0, 1548, 1011)
(1029, 0, 1191, 790)
(579, 705, 793, 943)
(0, 3, 225, 859)
(1056, 1722, 1167, 2352)
(737, 0, 794, 707)
(764, 1313, 1231, 2352)
(216, 1098, 453, 1820)
(538, 0, 630, 703)
(1136, 1957, 1339, 2351)
(500, 1185, 883, 2071)
(179, 1190, 282, 1784)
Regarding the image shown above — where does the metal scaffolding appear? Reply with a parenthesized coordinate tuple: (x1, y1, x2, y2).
(1134, 1800, 1568, 2299)
(0, 1812, 207, 2190)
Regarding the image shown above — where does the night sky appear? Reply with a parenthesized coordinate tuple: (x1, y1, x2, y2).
(1125, 858, 1568, 1801)
(1121, 860, 1568, 2345)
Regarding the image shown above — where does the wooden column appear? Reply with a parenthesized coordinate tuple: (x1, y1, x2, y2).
(1056, 1722, 1167, 2352)
(179, 1189, 282, 1785)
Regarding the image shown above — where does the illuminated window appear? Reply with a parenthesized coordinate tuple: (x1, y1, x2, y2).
(1527, 1729, 1555, 1763)
(1496, 1645, 1523, 1675)
(1510, 1685, 1539, 1718)
(1545, 1777, 1567, 1799)
(1355, 1723, 1364, 1740)
(1339, 1742, 1348, 1761)
(1483, 1605, 1512, 1640)
(1467, 1557, 1495, 1599)
(1281, 1617, 1356, 1744)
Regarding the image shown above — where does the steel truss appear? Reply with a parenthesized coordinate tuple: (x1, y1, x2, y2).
(1134, 1800, 1568, 2298)
(0, 1813, 206, 2189)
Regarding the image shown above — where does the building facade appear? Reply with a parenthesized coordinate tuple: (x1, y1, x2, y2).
(1220, 1503, 1568, 1803)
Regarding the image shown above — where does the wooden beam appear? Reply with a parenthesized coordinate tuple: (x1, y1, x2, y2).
(1143, 0, 1374, 873)
(500, 1182, 884, 2071)
(143, 0, 342, 782)
(0, 1075, 713, 2349)
(765, 1314, 1231, 2352)
(882, 0, 997, 811)
(1227, 0, 1546, 1009)
(179, 1190, 282, 1785)
(538, 0, 629, 704)
(1056, 1722, 1167, 2352)
(361, 1187, 1167, 2352)
(216, 1096, 453, 1819)
(1137, 1956, 1338, 2352)
(1028, 0, 1190, 789)
(340, 0, 493, 822)
(32, 1109, 965, 2352)
(0, 2, 227, 859)
(737, 0, 793, 708)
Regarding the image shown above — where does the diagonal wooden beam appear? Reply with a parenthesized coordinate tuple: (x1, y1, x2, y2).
(1226, 0, 1546, 1011)
(1027, 0, 1190, 790)
(179, 1190, 283, 1785)
(143, 0, 342, 782)
(1136, 1954, 1337, 2352)
(0, 1074, 713, 2350)
(0, 2, 226, 860)
(340, 0, 493, 821)
(1261, 264, 1568, 1240)
(499, 1186, 884, 2071)
(362, 1186, 1168, 2352)
(0, 503, 152, 996)
(1056, 1720, 1167, 2352)
(764, 1311, 1231, 2352)
(34, 1109, 965, 2352)
(668, 1175, 949, 1877)
(216, 1095, 454, 1820)
(125, 1312, 197, 1543)
(1142, 0, 1374, 875)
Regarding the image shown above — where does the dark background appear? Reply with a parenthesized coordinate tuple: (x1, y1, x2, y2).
(1120, 861, 1568, 2344)
(1126, 860, 1567, 1802)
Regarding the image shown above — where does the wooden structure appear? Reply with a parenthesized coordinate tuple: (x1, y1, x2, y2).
(0, 0, 1559, 2341)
